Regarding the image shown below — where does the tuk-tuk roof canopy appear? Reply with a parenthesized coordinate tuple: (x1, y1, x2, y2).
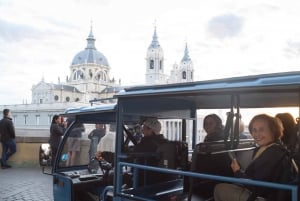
(116, 71, 300, 109)
(64, 103, 117, 115)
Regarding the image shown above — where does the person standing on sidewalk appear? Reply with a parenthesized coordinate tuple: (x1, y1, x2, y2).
(0, 109, 16, 169)
(49, 115, 67, 166)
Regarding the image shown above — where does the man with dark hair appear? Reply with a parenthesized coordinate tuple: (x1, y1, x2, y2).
(0, 109, 16, 169)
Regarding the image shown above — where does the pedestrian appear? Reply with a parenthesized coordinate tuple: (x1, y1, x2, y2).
(48, 115, 67, 166)
(0, 109, 16, 169)
(88, 123, 106, 162)
(65, 119, 85, 166)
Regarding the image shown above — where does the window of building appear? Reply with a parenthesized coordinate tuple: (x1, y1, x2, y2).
(160, 60, 163, 70)
(54, 95, 59, 101)
(24, 115, 28, 125)
(39, 99, 43, 104)
(66, 97, 70, 102)
(36, 115, 40, 125)
(13, 116, 17, 123)
(150, 60, 154, 69)
(75, 98, 80, 102)
(73, 70, 85, 80)
(48, 115, 52, 124)
(182, 71, 186, 79)
(96, 71, 107, 82)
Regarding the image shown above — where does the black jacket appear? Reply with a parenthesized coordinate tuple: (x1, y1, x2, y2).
(48, 123, 65, 149)
(0, 117, 15, 142)
(134, 134, 167, 153)
(204, 131, 224, 142)
(234, 143, 287, 198)
(133, 134, 168, 185)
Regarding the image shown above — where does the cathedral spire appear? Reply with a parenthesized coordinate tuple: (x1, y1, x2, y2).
(181, 42, 191, 62)
(149, 23, 160, 48)
(86, 22, 96, 50)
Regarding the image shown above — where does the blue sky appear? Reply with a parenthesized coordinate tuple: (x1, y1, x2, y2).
(1, 0, 300, 104)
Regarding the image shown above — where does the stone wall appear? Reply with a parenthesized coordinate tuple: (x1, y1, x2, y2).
(0, 136, 49, 167)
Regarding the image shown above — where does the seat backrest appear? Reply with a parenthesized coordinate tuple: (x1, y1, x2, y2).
(191, 140, 255, 175)
(191, 142, 233, 177)
(234, 148, 255, 170)
(156, 141, 189, 170)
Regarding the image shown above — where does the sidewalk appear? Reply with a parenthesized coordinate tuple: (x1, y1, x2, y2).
(0, 167, 53, 201)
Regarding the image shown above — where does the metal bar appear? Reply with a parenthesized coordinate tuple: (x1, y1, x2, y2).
(118, 162, 298, 201)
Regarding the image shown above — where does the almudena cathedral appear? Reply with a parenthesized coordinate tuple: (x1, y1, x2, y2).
(0, 25, 195, 140)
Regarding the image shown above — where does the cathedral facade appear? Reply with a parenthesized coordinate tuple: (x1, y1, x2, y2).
(0, 25, 194, 131)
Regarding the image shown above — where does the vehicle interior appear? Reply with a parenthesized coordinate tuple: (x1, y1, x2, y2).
(113, 71, 300, 201)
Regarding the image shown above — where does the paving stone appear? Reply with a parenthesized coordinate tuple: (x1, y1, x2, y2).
(0, 167, 53, 201)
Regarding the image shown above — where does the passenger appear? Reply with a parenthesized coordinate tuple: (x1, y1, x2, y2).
(203, 114, 224, 142)
(133, 124, 143, 144)
(48, 115, 67, 165)
(214, 114, 286, 201)
(275, 113, 297, 151)
(134, 118, 166, 152)
(133, 118, 168, 185)
(91, 119, 166, 200)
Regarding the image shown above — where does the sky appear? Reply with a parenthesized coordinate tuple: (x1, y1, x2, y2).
(1, 0, 300, 105)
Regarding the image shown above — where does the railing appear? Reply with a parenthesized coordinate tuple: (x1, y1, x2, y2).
(115, 162, 298, 201)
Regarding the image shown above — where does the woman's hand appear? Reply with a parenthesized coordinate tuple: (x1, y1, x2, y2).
(231, 159, 241, 172)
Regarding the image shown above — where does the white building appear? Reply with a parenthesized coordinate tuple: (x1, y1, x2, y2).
(145, 26, 194, 85)
(1, 25, 195, 138)
(31, 26, 119, 105)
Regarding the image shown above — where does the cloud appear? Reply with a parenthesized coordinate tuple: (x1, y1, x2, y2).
(0, 19, 42, 42)
(207, 13, 244, 39)
(284, 40, 300, 58)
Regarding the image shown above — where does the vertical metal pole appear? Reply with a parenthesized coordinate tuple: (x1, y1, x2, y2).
(182, 119, 186, 142)
(192, 108, 197, 149)
(114, 99, 124, 198)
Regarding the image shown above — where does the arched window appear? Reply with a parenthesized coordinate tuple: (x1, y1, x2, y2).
(150, 60, 154, 69)
(73, 70, 85, 80)
(66, 97, 70, 102)
(182, 71, 186, 79)
(95, 71, 107, 81)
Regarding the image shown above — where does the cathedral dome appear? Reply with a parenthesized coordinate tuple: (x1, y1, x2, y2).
(71, 28, 109, 66)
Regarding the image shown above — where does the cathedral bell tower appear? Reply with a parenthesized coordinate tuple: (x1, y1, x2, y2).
(179, 43, 194, 82)
(145, 26, 166, 84)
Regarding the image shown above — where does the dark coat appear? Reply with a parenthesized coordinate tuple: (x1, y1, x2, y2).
(204, 131, 224, 142)
(134, 134, 167, 153)
(234, 143, 287, 198)
(133, 134, 168, 185)
(48, 123, 65, 149)
(0, 117, 15, 142)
